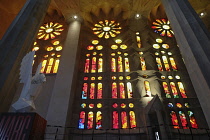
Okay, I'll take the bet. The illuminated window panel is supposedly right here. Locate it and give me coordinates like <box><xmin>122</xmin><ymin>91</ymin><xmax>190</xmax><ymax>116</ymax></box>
<box><xmin>168</xmin><ymin>103</ymin><xmax>173</xmax><ymax>108</ymax></box>
<box><xmin>151</xmin><ymin>19</ymin><xmax>174</xmax><ymax>37</ymax></box>
<box><xmin>144</xmin><ymin>81</ymin><xmax>152</xmax><ymax>97</ymax></box>
<box><xmin>113</xmin><ymin>103</ymin><xmax>118</xmax><ymax>108</ymax></box>
<box><xmin>112</xmin><ymin>82</ymin><xmax>118</xmax><ymax>98</ymax></box>
<box><xmin>129</xmin><ymin>111</ymin><xmax>137</xmax><ymax>128</ymax></box>
<box><xmin>179</xmin><ymin>111</ymin><xmax>188</xmax><ymax>129</ymax></box>
<box><xmin>90</xmin><ymin>83</ymin><xmax>95</xmax><ymax>99</ymax></box>
<box><xmin>115</xmin><ymin>39</ymin><xmax>122</xmax><ymax>44</ymax></box>
<box><xmin>120</xmin><ymin>44</ymin><xmax>127</xmax><ymax>49</ymax></box>
<box><xmin>96</xmin><ymin>111</ymin><xmax>102</xmax><ymax>129</ymax></box>
<box><xmin>169</xmin><ymin>57</ymin><xmax>178</xmax><ymax>71</ymax></box>
<box><xmin>46</xmin><ymin>58</ymin><xmax>54</xmax><ymax>74</ymax></box>
<box><xmin>91</xmin><ymin>57</ymin><xmax>97</xmax><ymax>73</ymax></box>
<box><xmin>87</xmin><ymin>45</ymin><xmax>94</xmax><ymax>50</ymax></box>
<box><xmin>140</xmin><ymin>57</ymin><xmax>146</xmax><ymax>70</ymax></box>
<box><xmin>113</xmin><ymin>111</ymin><xmax>119</xmax><ymax>129</ymax></box>
<box><xmin>92</xmin><ymin>40</ymin><xmax>99</xmax><ymax>45</ymax></box>
<box><xmin>55</xmin><ymin>46</ymin><xmax>62</xmax><ymax>51</ymax></box>
<box><xmin>93</xmin><ymin>20</ymin><xmax>121</xmax><ymax>39</ymax></box>
<box><xmin>111</xmin><ymin>58</ymin><xmax>116</xmax><ymax>72</ymax></box>
<box><xmin>84</xmin><ymin>58</ymin><xmax>90</xmax><ymax>73</ymax></box>
<box><xmin>176</xmin><ymin>103</ymin><xmax>182</xmax><ymax>108</ymax></box>
<box><xmin>170</xmin><ymin>111</ymin><xmax>179</xmax><ymax>128</ymax></box>
<box><xmin>81</xmin><ymin>103</ymin><xmax>86</xmax><ymax>108</ymax></box>
<box><xmin>78</xmin><ymin>111</ymin><xmax>85</xmax><ymax>129</ymax></box>
<box><xmin>153</xmin><ymin>44</ymin><xmax>160</xmax><ymax>49</ymax></box>
<box><xmin>33</xmin><ymin>46</ymin><xmax>39</xmax><ymax>51</ymax></box>
<box><xmin>121</xmin><ymin>112</ymin><xmax>128</xmax><ymax>129</ymax></box>
<box><xmin>136</xmin><ymin>35</ymin><xmax>141</xmax><ymax>48</ymax></box>
<box><xmin>37</xmin><ymin>22</ymin><xmax>64</xmax><ymax>40</ymax></box>
<box><xmin>89</xmin><ymin>104</ymin><xmax>94</xmax><ymax>108</ymax></box>
<box><xmin>97</xmin><ymin>103</ymin><xmax>102</xmax><ymax>108</ymax></box>
<box><xmin>162</xmin><ymin>56</ymin><xmax>170</xmax><ymax>71</ymax></box>
<box><xmin>98</xmin><ymin>58</ymin><xmax>103</xmax><ymax>72</ymax></box>
<box><xmin>41</xmin><ymin>60</ymin><xmax>47</xmax><ymax>73</ymax></box>
<box><xmin>156</xmin><ymin>57</ymin><xmax>163</xmax><ymax>71</ymax></box>
<box><xmin>162</xmin><ymin>44</ymin><xmax>169</xmax><ymax>49</ymax></box>
<box><xmin>127</xmin><ymin>82</ymin><xmax>133</xmax><ymax>98</ymax></box>
<box><xmin>82</xmin><ymin>83</ymin><xmax>88</xmax><ymax>99</ymax></box>
<box><xmin>129</xmin><ymin>103</ymin><xmax>134</xmax><ymax>108</ymax></box>
<box><xmin>118</xmin><ymin>56</ymin><xmax>123</xmax><ymax>72</ymax></box>
<box><xmin>124</xmin><ymin>58</ymin><xmax>130</xmax><ymax>72</ymax></box>
<box><xmin>177</xmin><ymin>82</ymin><xmax>187</xmax><ymax>98</ymax></box>
<box><xmin>53</xmin><ymin>59</ymin><xmax>59</xmax><ymax>73</ymax></box>
<box><xmin>96</xmin><ymin>45</ymin><xmax>103</xmax><ymax>50</ymax></box>
<box><xmin>170</xmin><ymin>82</ymin><xmax>179</xmax><ymax>98</ymax></box>
<box><xmin>163</xmin><ymin>82</ymin><xmax>171</xmax><ymax>98</ymax></box>
<box><xmin>156</xmin><ymin>38</ymin><xmax>163</xmax><ymax>43</ymax></box>
<box><xmin>188</xmin><ymin>111</ymin><xmax>198</xmax><ymax>128</ymax></box>
<box><xmin>97</xmin><ymin>83</ymin><xmax>102</xmax><ymax>99</ymax></box>
<box><xmin>121</xmin><ymin>103</ymin><xmax>126</xmax><ymax>108</ymax></box>
<box><xmin>119</xmin><ymin>83</ymin><xmax>125</xmax><ymax>99</ymax></box>
<box><xmin>87</xmin><ymin>112</ymin><xmax>94</xmax><ymax>129</ymax></box>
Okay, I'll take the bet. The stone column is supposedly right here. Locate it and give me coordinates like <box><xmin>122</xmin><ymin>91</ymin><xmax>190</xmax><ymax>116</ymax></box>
<box><xmin>161</xmin><ymin>0</ymin><xmax>210</xmax><ymax>128</ymax></box>
<box><xmin>0</xmin><ymin>0</ymin><xmax>51</xmax><ymax>111</ymax></box>
<box><xmin>46</xmin><ymin>18</ymin><xmax>82</xmax><ymax>126</ymax></box>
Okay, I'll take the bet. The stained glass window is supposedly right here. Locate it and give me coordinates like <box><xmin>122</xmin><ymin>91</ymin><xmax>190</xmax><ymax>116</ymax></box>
<box><xmin>129</xmin><ymin>111</ymin><xmax>137</xmax><ymax>128</ymax></box>
<box><xmin>177</xmin><ymin>82</ymin><xmax>187</xmax><ymax>98</ymax></box>
<box><xmin>188</xmin><ymin>111</ymin><xmax>198</xmax><ymax>128</ymax></box>
<box><xmin>176</xmin><ymin>103</ymin><xmax>182</xmax><ymax>108</ymax></box>
<box><xmin>170</xmin><ymin>82</ymin><xmax>179</xmax><ymax>98</ymax></box>
<box><xmin>124</xmin><ymin>58</ymin><xmax>130</xmax><ymax>72</ymax></box>
<box><xmin>91</xmin><ymin>57</ymin><xmax>97</xmax><ymax>73</ymax></box>
<box><xmin>53</xmin><ymin>59</ymin><xmax>60</xmax><ymax>73</ymax></box>
<box><xmin>90</xmin><ymin>83</ymin><xmax>95</xmax><ymax>99</ymax></box>
<box><xmin>156</xmin><ymin>57</ymin><xmax>163</xmax><ymax>71</ymax></box>
<box><xmin>169</xmin><ymin>57</ymin><xmax>178</xmax><ymax>71</ymax></box>
<box><xmin>79</xmin><ymin>111</ymin><xmax>85</xmax><ymax>129</ymax></box>
<box><xmin>127</xmin><ymin>82</ymin><xmax>133</xmax><ymax>98</ymax></box>
<box><xmin>97</xmin><ymin>83</ymin><xmax>102</xmax><ymax>99</ymax></box>
<box><xmin>121</xmin><ymin>112</ymin><xmax>128</xmax><ymax>128</ymax></box>
<box><xmin>112</xmin><ymin>82</ymin><xmax>117</xmax><ymax>98</ymax></box>
<box><xmin>113</xmin><ymin>111</ymin><xmax>119</xmax><ymax>129</ymax></box>
<box><xmin>96</xmin><ymin>111</ymin><xmax>102</xmax><ymax>129</ymax></box>
<box><xmin>162</xmin><ymin>56</ymin><xmax>170</xmax><ymax>71</ymax></box>
<box><xmin>140</xmin><ymin>57</ymin><xmax>146</xmax><ymax>70</ymax></box>
<box><xmin>111</xmin><ymin>58</ymin><xmax>116</xmax><ymax>72</ymax></box>
<box><xmin>98</xmin><ymin>58</ymin><xmax>103</xmax><ymax>72</ymax></box>
<box><xmin>170</xmin><ymin>111</ymin><xmax>179</xmax><ymax>128</ymax></box>
<box><xmin>82</xmin><ymin>83</ymin><xmax>88</xmax><ymax>99</ymax></box>
<box><xmin>163</xmin><ymin>82</ymin><xmax>171</xmax><ymax>98</ymax></box>
<box><xmin>88</xmin><ymin>112</ymin><xmax>94</xmax><ymax>129</ymax></box>
<box><xmin>41</xmin><ymin>60</ymin><xmax>47</xmax><ymax>73</ymax></box>
<box><xmin>144</xmin><ymin>81</ymin><xmax>152</xmax><ymax>97</ymax></box>
<box><xmin>136</xmin><ymin>32</ymin><xmax>141</xmax><ymax>48</ymax></box>
<box><xmin>84</xmin><ymin>58</ymin><xmax>90</xmax><ymax>73</ymax></box>
<box><xmin>119</xmin><ymin>83</ymin><xmax>125</xmax><ymax>99</ymax></box>
<box><xmin>118</xmin><ymin>56</ymin><xmax>123</xmax><ymax>72</ymax></box>
<box><xmin>168</xmin><ymin>103</ymin><xmax>173</xmax><ymax>108</ymax></box>
<box><xmin>46</xmin><ymin>58</ymin><xmax>54</xmax><ymax>73</ymax></box>
<box><xmin>179</xmin><ymin>111</ymin><xmax>188</xmax><ymax>129</ymax></box>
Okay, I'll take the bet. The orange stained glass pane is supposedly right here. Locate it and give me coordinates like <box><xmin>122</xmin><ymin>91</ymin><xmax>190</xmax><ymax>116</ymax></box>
<box><xmin>91</xmin><ymin>57</ymin><xmax>96</xmax><ymax>73</ymax></box>
<box><xmin>52</xmin><ymin>59</ymin><xmax>59</xmax><ymax>73</ymax></box>
<box><xmin>84</xmin><ymin>58</ymin><xmax>90</xmax><ymax>73</ymax></box>
<box><xmin>87</xmin><ymin>45</ymin><xmax>94</xmax><ymax>50</ymax></box>
<box><xmin>46</xmin><ymin>46</ymin><xmax>54</xmax><ymax>51</ymax></box>
<box><xmin>118</xmin><ymin>56</ymin><xmax>123</xmax><ymax>72</ymax></box>
<box><xmin>156</xmin><ymin>57</ymin><xmax>163</xmax><ymax>71</ymax></box>
<box><xmin>97</xmin><ymin>83</ymin><xmax>102</xmax><ymax>99</ymax></box>
<box><xmin>96</xmin><ymin>111</ymin><xmax>102</xmax><ymax>129</ymax></box>
<box><xmin>121</xmin><ymin>103</ymin><xmax>126</xmax><ymax>108</ymax></box>
<box><xmin>82</xmin><ymin>83</ymin><xmax>88</xmax><ymax>99</ymax></box>
<box><xmin>170</xmin><ymin>82</ymin><xmax>179</xmax><ymax>98</ymax></box>
<box><xmin>90</xmin><ymin>83</ymin><xmax>95</xmax><ymax>99</ymax></box>
<box><xmin>176</xmin><ymin>103</ymin><xmax>182</xmax><ymax>108</ymax></box>
<box><xmin>41</xmin><ymin>60</ymin><xmax>47</xmax><ymax>73</ymax></box>
<box><xmin>136</xmin><ymin>36</ymin><xmax>141</xmax><ymax>48</ymax></box>
<box><xmin>98</xmin><ymin>58</ymin><xmax>103</xmax><ymax>72</ymax></box>
<box><xmin>78</xmin><ymin>111</ymin><xmax>85</xmax><ymax>129</ymax></box>
<box><xmin>119</xmin><ymin>83</ymin><xmax>125</xmax><ymax>99</ymax></box>
<box><xmin>111</xmin><ymin>58</ymin><xmax>116</xmax><ymax>72</ymax></box>
<box><xmin>112</xmin><ymin>82</ymin><xmax>117</xmax><ymax>98</ymax></box>
<box><xmin>121</xmin><ymin>112</ymin><xmax>128</xmax><ymax>129</ymax></box>
<box><xmin>87</xmin><ymin>112</ymin><xmax>94</xmax><ymax>129</ymax></box>
<box><xmin>179</xmin><ymin>111</ymin><xmax>188</xmax><ymax>129</ymax></box>
<box><xmin>170</xmin><ymin>111</ymin><xmax>179</xmax><ymax>128</ymax></box>
<box><xmin>129</xmin><ymin>111</ymin><xmax>136</xmax><ymax>128</ymax></box>
<box><xmin>124</xmin><ymin>58</ymin><xmax>130</xmax><ymax>72</ymax></box>
<box><xmin>169</xmin><ymin>57</ymin><xmax>178</xmax><ymax>71</ymax></box>
<box><xmin>144</xmin><ymin>81</ymin><xmax>152</xmax><ymax>97</ymax></box>
<box><xmin>113</xmin><ymin>111</ymin><xmax>119</xmax><ymax>129</ymax></box>
<box><xmin>178</xmin><ymin>82</ymin><xmax>187</xmax><ymax>98</ymax></box>
<box><xmin>140</xmin><ymin>57</ymin><xmax>146</xmax><ymax>70</ymax></box>
<box><xmin>162</xmin><ymin>56</ymin><xmax>170</xmax><ymax>71</ymax></box>
<box><xmin>163</xmin><ymin>82</ymin><xmax>171</xmax><ymax>98</ymax></box>
<box><xmin>188</xmin><ymin>111</ymin><xmax>198</xmax><ymax>128</ymax></box>
<box><xmin>127</xmin><ymin>82</ymin><xmax>133</xmax><ymax>98</ymax></box>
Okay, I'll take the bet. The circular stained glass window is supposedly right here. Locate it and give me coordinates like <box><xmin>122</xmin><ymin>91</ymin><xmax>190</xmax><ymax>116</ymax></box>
<box><xmin>92</xmin><ymin>40</ymin><xmax>99</xmax><ymax>45</ymax></box>
<box><xmin>81</xmin><ymin>103</ymin><xmax>86</xmax><ymax>108</ymax></box>
<box><xmin>111</xmin><ymin>45</ymin><xmax>118</xmax><ymax>50</ymax></box>
<box><xmin>46</xmin><ymin>46</ymin><xmax>54</xmax><ymax>51</ymax></box>
<box><xmin>162</xmin><ymin>44</ymin><xmax>169</xmax><ymax>49</ymax></box>
<box><xmin>121</xmin><ymin>103</ymin><xmax>126</xmax><ymax>108</ymax></box>
<box><xmin>96</xmin><ymin>45</ymin><xmax>103</xmax><ymax>50</ymax></box>
<box><xmin>87</xmin><ymin>45</ymin><xmax>94</xmax><ymax>50</ymax></box>
<box><xmin>56</xmin><ymin>46</ymin><xmax>62</xmax><ymax>51</ymax></box>
<box><xmin>129</xmin><ymin>103</ymin><xmax>134</xmax><ymax>108</ymax></box>
<box><xmin>113</xmin><ymin>103</ymin><xmax>118</xmax><ymax>108</ymax></box>
<box><xmin>153</xmin><ymin>44</ymin><xmax>160</xmax><ymax>49</ymax></box>
<box><xmin>89</xmin><ymin>104</ymin><xmax>94</xmax><ymax>108</ymax></box>
<box><xmin>97</xmin><ymin>103</ymin><xmax>102</xmax><ymax>108</ymax></box>
<box><xmin>120</xmin><ymin>44</ymin><xmax>127</xmax><ymax>49</ymax></box>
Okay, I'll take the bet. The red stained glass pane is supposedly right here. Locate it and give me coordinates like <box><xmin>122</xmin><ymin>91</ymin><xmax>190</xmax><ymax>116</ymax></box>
<box><xmin>113</xmin><ymin>103</ymin><xmax>118</xmax><ymax>108</ymax></box>
<box><xmin>188</xmin><ymin>111</ymin><xmax>198</xmax><ymax>128</ymax></box>
<box><xmin>90</xmin><ymin>83</ymin><xmax>95</xmax><ymax>99</ymax></box>
<box><xmin>119</xmin><ymin>83</ymin><xmax>125</xmax><ymax>99</ymax></box>
<box><xmin>121</xmin><ymin>112</ymin><xmax>128</xmax><ymax>128</ymax></box>
<box><xmin>179</xmin><ymin>111</ymin><xmax>188</xmax><ymax>129</ymax></box>
<box><xmin>82</xmin><ymin>83</ymin><xmax>88</xmax><ymax>99</ymax></box>
<box><xmin>170</xmin><ymin>111</ymin><xmax>179</xmax><ymax>128</ymax></box>
<box><xmin>118</xmin><ymin>56</ymin><xmax>123</xmax><ymax>72</ymax></box>
<box><xmin>78</xmin><ymin>111</ymin><xmax>85</xmax><ymax>129</ymax></box>
<box><xmin>84</xmin><ymin>58</ymin><xmax>90</xmax><ymax>73</ymax></box>
<box><xmin>129</xmin><ymin>111</ymin><xmax>136</xmax><ymax>128</ymax></box>
<box><xmin>163</xmin><ymin>82</ymin><xmax>171</xmax><ymax>98</ymax></box>
<box><xmin>112</xmin><ymin>82</ymin><xmax>117</xmax><ymax>98</ymax></box>
<box><xmin>97</xmin><ymin>83</ymin><xmax>102</xmax><ymax>99</ymax></box>
<box><xmin>113</xmin><ymin>111</ymin><xmax>119</xmax><ymax>129</ymax></box>
<box><xmin>96</xmin><ymin>111</ymin><xmax>102</xmax><ymax>129</ymax></box>
<box><xmin>178</xmin><ymin>82</ymin><xmax>187</xmax><ymax>98</ymax></box>
<box><xmin>170</xmin><ymin>82</ymin><xmax>179</xmax><ymax>98</ymax></box>
<box><xmin>88</xmin><ymin>112</ymin><xmax>94</xmax><ymax>129</ymax></box>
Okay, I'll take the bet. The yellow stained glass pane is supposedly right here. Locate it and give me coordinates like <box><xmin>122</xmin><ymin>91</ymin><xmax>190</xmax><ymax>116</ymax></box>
<box><xmin>32</xmin><ymin>47</ymin><xmax>39</xmax><ymax>51</ymax></box>
<box><xmin>156</xmin><ymin>38</ymin><xmax>163</xmax><ymax>43</ymax></box>
<box><xmin>162</xmin><ymin>44</ymin><xmax>169</xmax><ymax>49</ymax></box>
<box><xmin>92</xmin><ymin>40</ymin><xmax>99</xmax><ymax>45</ymax></box>
<box><xmin>96</xmin><ymin>45</ymin><xmax>103</xmax><ymax>50</ymax></box>
<box><xmin>52</xmin><ymin>40</ymin><xmax>60</xmax><ymax>45</ymax></box>
<box><xmin>124</xmin><ymin>58</ymin><xmax>130</xmax><ymax>72</ymax></box>
<box><xmin>115</xmin><ymin>39</ymin><xmax>122</xmax><ymax>44</ymax></box>
<box><xmin>56</xmin><ymin>46</ymin><xmax>62</xmax><ymax>51</ymax></box>
<box><xmin>53</xmin><ymin>59</ymin><xmax>60</xmax><ymax>73</ymax></box>
<box><xmin>111</xmin><ymin>45</ymin><xmax>118</xmax><ymax>50</ymax></box>
<box><xmin>46</xmin><ymin>66</ymin><xmax>52</xmax><ymax>74</ymax></box>
<box><xmin>153</xmin><ymin>44</ymin><xmax>160</xmax><ymax>49</ymax></box>
<box><xmin>120</xmin><ymin>44</ymin><xmax>127</xmax><ymax>49</ymax></box>
<box><xmin>98</xmin><ymin>58</ymin><xmax>103</xmax><ymax>72</ymax></box>
<box><xmin>46</xmin><ymin>46</ymin><xmax>54</xmax><ymax>51</ymax></box>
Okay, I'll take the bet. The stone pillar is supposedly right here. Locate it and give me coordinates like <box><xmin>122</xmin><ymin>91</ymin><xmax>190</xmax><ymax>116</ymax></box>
<box><xmin>0</xmin><ymin>0</ymin><xmax>51</xmax><ymax>111</ymax></box>
<box><xmin>161</xmin><ymin>0</ymin><xmax>210</xmax><ymax>128</ymax></box>
<box><xmin>46</xmin><ymin>18</ymin><xmax>82</xmax><ymax>126</ymax></box>
<box><xmin>156</xmin><ymin>110</ymin><xmax>168</xmax><ymax>140</ymax></box>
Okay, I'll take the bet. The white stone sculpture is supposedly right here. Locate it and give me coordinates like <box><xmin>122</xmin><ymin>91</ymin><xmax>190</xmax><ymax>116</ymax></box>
<box><xmin>12</xmin><ymin>51</ymin><xmax>46</xmax><ymax>111</ymax></box>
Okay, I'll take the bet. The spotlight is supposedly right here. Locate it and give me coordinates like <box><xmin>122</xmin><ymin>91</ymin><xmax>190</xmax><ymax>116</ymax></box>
<box><xmin>73</xmin><ymin>15</ymin><xmax>78</xmax><ymax>19</ymax></box>
<box><xmin>135</xmin><ymin>14</ymin><xmax>141</xmax><ymax>19</ymax></box>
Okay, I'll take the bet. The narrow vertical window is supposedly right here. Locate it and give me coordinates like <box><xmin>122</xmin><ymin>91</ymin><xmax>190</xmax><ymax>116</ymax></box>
<box><xmin>112</xmin><ymin>82</ymin><xmax>117</xmax><ymax>98</ymax></box>
<box><xmin>129</xmin><ymin>111</ymin><xmax>136</xmax><ymax>128</ymax></box>
<box><xmin>140</xmin><ymin>57</ymin><xmax>146</xmax><ymax>70</ymax></box>
<box><xmin>98</xmin><ymin>58</ymin><xmax>103</xmax><ymax>72</ymax></box>
<box><xmin>87</xmin><ymin>112</ymin><xmax>94</xmax><ymax>129</ymax></box>
<box><xmin>118</xmin><ymin>56</ymin><xmax>123</xmax><ymax>72</ymax></box>
<box><xmin>178</xmin><ymin>82</ymin><xmax>187</xmax><ymax>98</ymax></box>
<box><xmin>144</xmin><ymin>81</ymin><xmax>152</xmax><ymax>97</ymax></box>
<box><xmin>111</xmin><ymin>58</ymin><xmax>116</xmax><ymax>72</ymax></box>
<box><xmin>119</xmin><ymin>82</ymin><xmax>125</xmax><ymax>99</ymax></box>
<box><xmin>136</xmin><ymin>35</ymin><xmax>141</xmax><ymax>48</ymax></box>
<box><xmin>90</xmin><ymin>83</ymin><xmax>95</xmax><ymax>99</ymax></box>
<box><xmin>169</xmin><ymin>57</ymin><xmax>178</xmax><ymax>70</ymax></box>
<box><xmin>78</xmin><ymin>111</ymin><xmax>85</xmax><ymax>129</ymax></box>
<box><xmin>82</xmin><ymin>83</ymin><xmax>88</xmax><ymax>99</ymax></box>
<box><xmin>162</xmin><ymin>56</ymin><xmax>170</xmax><ymax>71</ymax></box>
<box><xmin>170</xmin><ymin>111</ymin><xmax>179</xmax><ymax>128</ymax></box>
<box><xmin>41</xmin><ymin>60</ymin><xmax>47</xmax><ymax>73</ymax></box>
<box><xmin>156</xmin><ymin>57</ymin><xmax>163</xmax><ymax>71</ymax></box>
<box><xmin>113</xmin><ymin>111</ymin><xmax>119</xmax><ymax>129</ymax></box>
<box><xmin>53</xmin><ymin>59</ymin><xmax>60</xmax><ymax>73</ymax></box>
<box><xmin>124</xmin><ymin>58</ymin><xmax>130</xmax><ymax>72</ymax></box>
<box><xmin>91</xmin><ymin>57</ymin><xmax>96</xmax><ymax>73</ymax></box>
<box><xmin>170</xmin><ymin>82</ymin><xmax>179</xmax><ymax>98</ymax></box>
<box><xmin>46</xmin><ymin>58</ymin><xmax>54</xmax><ymax>73</ymax></box>
<box><xmin>84</xmin><ymin>58</ymin><xmax>90</xmax><ymax>73</ymax></box>
<box><xmin>188</xmin><ymin>111</ymin><xmax>198</xmax><ymax>128</ymax></box>
<box><xmin>163</xmin><ymin>82</ymin><xmax>171</xmax><ymax>98</ymax></box>
<box><xmin>179</xmin><ymin>111</ymin><xmax>188</xmax><ymax>129</ymax></box>
<box><xmin>127</xmin><ymin>82</ymin><xmax>133</xmax><ymax>98</ymax></box>
<box><xmin>97</xmin><ymin>83</ymin><xmax>102</xmax><ymax>99</ymax></box>
<box><xmin>121</xmin><ymin>112</ymin><xmax>128</xmax><ymax>128</ymax></box>
<box><xmin>96</xmin><ymin>111</ymin><xmax>102</xmax><ymax>129</ymax></box>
